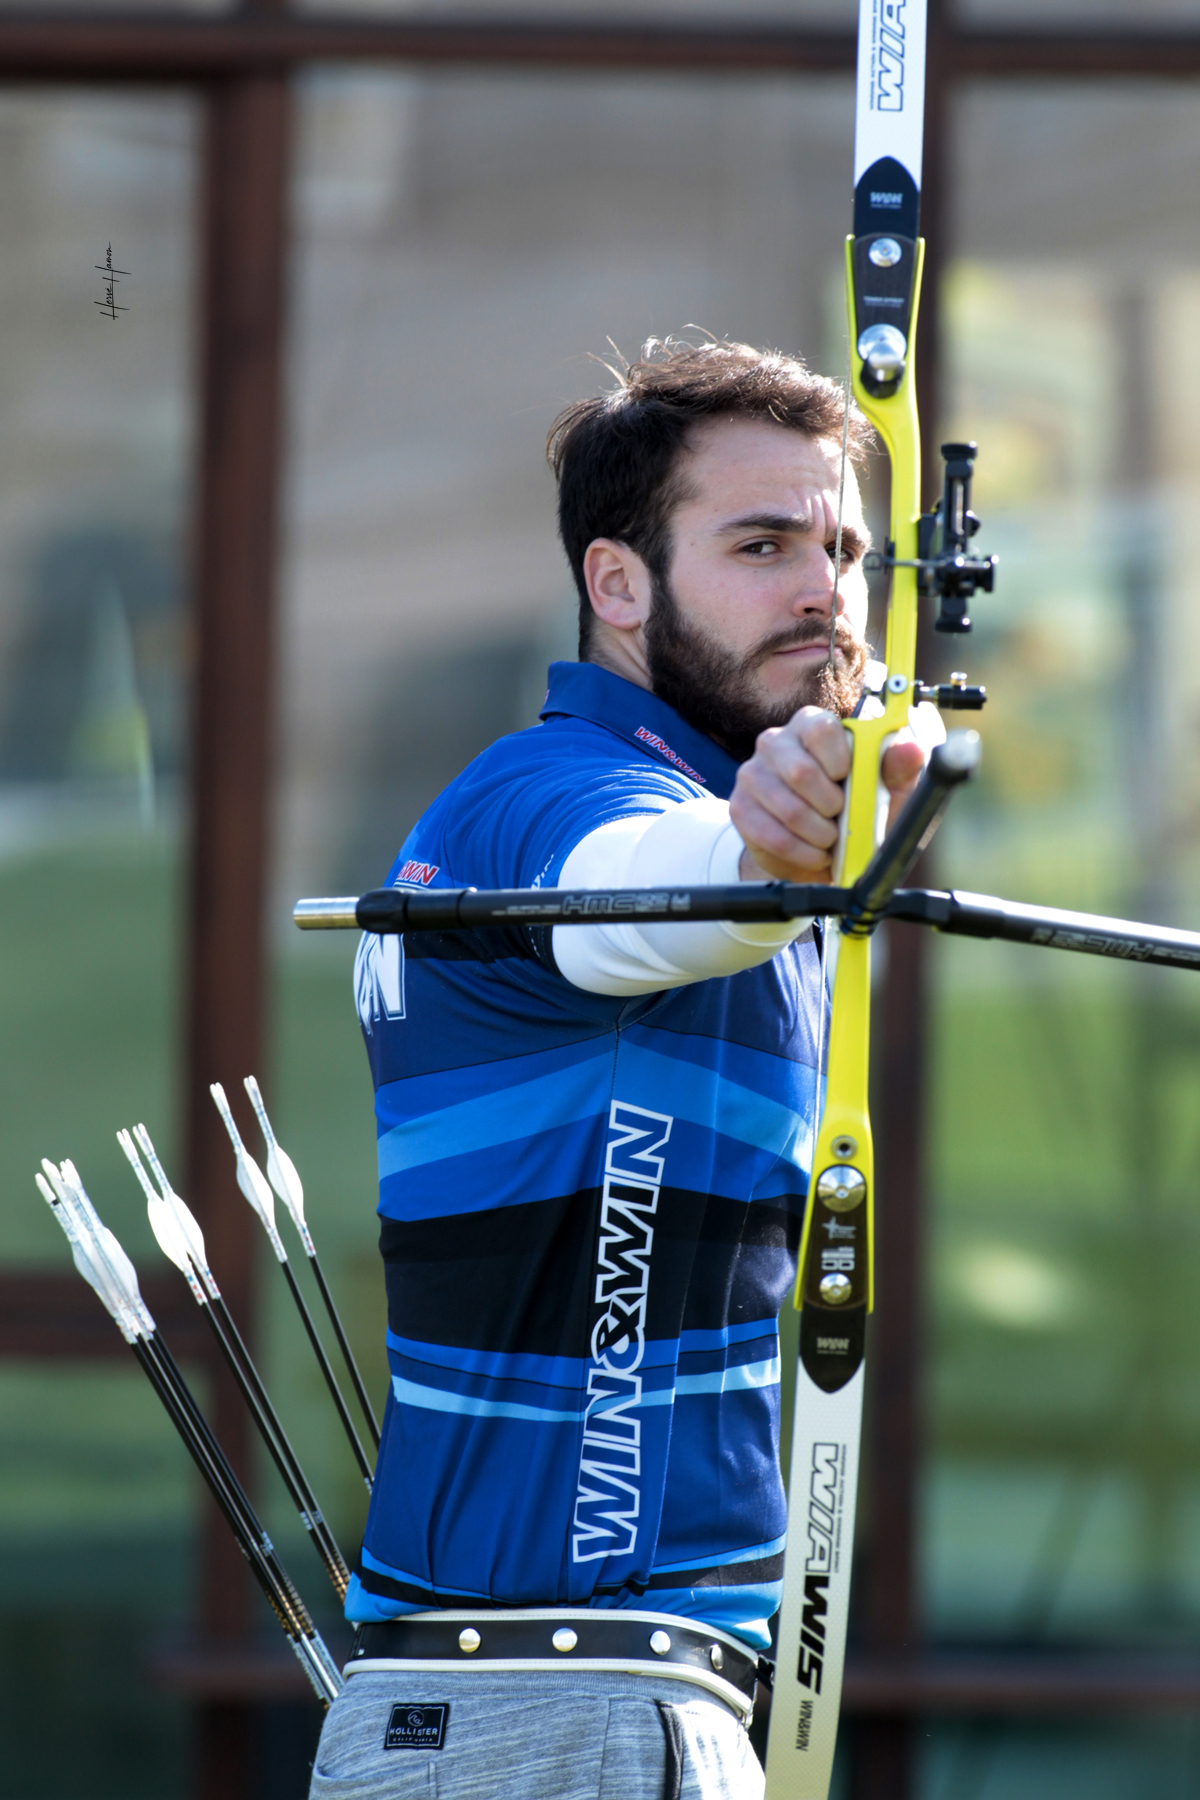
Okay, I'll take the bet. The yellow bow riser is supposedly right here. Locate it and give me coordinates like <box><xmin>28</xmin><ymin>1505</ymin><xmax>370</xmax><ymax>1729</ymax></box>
<box><xmin>791</xmin><ymin>235</ymin><xmax>925</xmax><ymax>1325</ymax></box>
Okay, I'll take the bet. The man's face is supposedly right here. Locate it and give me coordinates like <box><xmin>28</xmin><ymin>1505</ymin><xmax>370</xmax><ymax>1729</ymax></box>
<box><xmin>644</xmin><ymin>417</ymin><xmax>872</xmax><ymax>757</ymax></box>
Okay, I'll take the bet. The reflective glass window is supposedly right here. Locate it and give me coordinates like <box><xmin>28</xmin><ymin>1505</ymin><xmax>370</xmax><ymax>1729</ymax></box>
<box><xmin>928</xmin><ymin>82</ymin><xmax>1200</xmax><ymax>1676</ymax></box>
<box><xmin>0</xmin><ymin>90</ymin><xmax>198</xmax><ymax>1797</ymax></box>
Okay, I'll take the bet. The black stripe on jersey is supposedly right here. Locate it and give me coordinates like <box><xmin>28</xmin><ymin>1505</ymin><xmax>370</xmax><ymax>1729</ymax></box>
<box><xmin>353</xmin><ymin>1552</ymin><xmax>784</xmax><ymax>1611</ymax></box>
<box><xmin>402</xmin><ymin>923</ymin><xmax>555</xmax><ymax>969</ymax></box>
<box><xmin>352</xmin><ymin>1560</ymin><xmax>543</xmax><ymax>1611</ymax></box>
<box><xmin>646</xmin><ymin>1552</ymin><xmax>785</xmax><ymax>1591</ymax></box>
<box><xmin>590</xmin><ymin>1551</ymin><xmax>784</xmax><ymax>1601</ymax></box>
<box><xmin>381</xmin><ymin>1189</ymin><xmax>597</xmax><ymax>1356</ymax></box>
<box><xmin>380</xmin><ymin>1186</ymin><xmax>803</xmax><ymax>1360</ymax></box>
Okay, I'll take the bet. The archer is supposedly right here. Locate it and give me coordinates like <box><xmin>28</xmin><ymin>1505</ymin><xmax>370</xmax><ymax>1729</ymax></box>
<box><xmin>315</xmin><ymin>336</ymin><xmax>929</xmax><ymax>1800</ymax></box>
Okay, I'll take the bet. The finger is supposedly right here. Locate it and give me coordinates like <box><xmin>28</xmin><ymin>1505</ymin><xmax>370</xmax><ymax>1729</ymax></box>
<box><xmin>753</xmin><ymin>726</ymin><xmax>846</xmax><ymax>822</ymax></box>
<box><xmin>730</xmin><ymin>790</ymin><xmax>836</xmax><ymax>882</ymax></box>
<box><xmin>732</xmin><ymin>756</ymin><xmax>843</xmax><ymax>852</ymax></box>
<box><xmin>880</xmin><ymin>737</ymin><xmax>924</xmax><ymax>795</ymax></box>
<box><xmin>788</xmin><ymin>708</ymin><xmax>853</xmax><ymax>783</ymax></box>
<box><xmin>749</xmin><ymin>768</ymin><xmax>842</xmax><ymax>849</ymax></box>
<box><xmin>745</xmin><ymin>842</ymin><xmax>833</xmax><ymax>883</ymax></box>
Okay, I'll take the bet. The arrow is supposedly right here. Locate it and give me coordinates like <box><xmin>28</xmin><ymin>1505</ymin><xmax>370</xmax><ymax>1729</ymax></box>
<box><xmin>244</xmin><ymin>1075</ymin><xmax>381</xmax><ymax>1450</ymax></box>
<box><xmin>36</xmin><ymin>1158</ymin><xmax>343</xmax><ymax>1706</ymax></box>
<box><xmin>116</xmin><ymin>1127</ymin><xmax>351</xmax><ymax>1599</ymax></box>
<box><xmin>210</xmin><ymin>1084</ymin><xmax>374</xmax><ymax>1488</ymax></box>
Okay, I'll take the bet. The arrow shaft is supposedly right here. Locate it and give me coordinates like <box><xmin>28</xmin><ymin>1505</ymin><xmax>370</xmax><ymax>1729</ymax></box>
<box><xmin>280</xmin><ymin>1259</ymin><xmax>374</xmax><ymax>1487</ymax></box>
<box><xmin>199</xmin><ymin>1290</ymin><xmax>350</xmax><ymax>1598</ymax></box>
<box><xmin>131</xmin><ymin>1331</ymin><xmax>342</xmax><ymax>1705</ymax></box>
<box><xmin>307</xmin><ymin>1249</ymin><xmax>382</xmax><ymax>1450</ymax></box>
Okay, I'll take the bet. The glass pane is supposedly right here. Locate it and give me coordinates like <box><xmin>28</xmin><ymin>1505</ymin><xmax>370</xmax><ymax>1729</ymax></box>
<box><xmin>927</xmin><ymin>82</ymin><xmax>1200</xmax><ymax>1660</ymax></box>
<box><xmin>0</xmin><ymin>89</ymin><xmax>197</xmax><ymax>1798</ymax></box>
<box><xmin>920</xmin><ymin>1719</ymin><xmax>1200</xmax><ymax>1799</ymax></box>
<box><xmin>0</xmin><ymin>90</ymin><xmax>196</xmax><ymax>1262</ymax></box>
<box><xmin>0</xmin><ymin>1364</ymin><xmax>195</xmax><ymax>1797</ymax></box>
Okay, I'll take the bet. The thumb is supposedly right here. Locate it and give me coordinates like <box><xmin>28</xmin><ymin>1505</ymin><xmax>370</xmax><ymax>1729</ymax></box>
<box><xmin>881</xmin><ymin>735</ymin><xmax>924</xmax><ymax>795</ymax></box>
<box><xmin>881</xmin><ymin>736</ymin><xmax>925</xmax><ymax>834</ymax></box>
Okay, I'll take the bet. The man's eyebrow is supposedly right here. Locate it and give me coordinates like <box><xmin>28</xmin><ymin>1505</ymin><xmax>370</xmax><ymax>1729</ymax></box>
<box><xmin>833</xmin><ymin>524</ymin><xmax>869</xmax><ymax>558</ymax></box>
<box><xmin>715</xmin><ymin>511</ymin><xmax>816</xmax><ymax>535</ymax></box>
<box><xmin>715</xmin><ymin>512</ymin><xmax>870</xmax><ymax>555</ymax></box>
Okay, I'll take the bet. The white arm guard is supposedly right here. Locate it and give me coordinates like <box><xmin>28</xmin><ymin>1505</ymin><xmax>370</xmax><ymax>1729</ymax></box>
<box><xmin>552</xmin><ymin>796</ymin><xmax>810</xmax><ymax>997</ymax></box>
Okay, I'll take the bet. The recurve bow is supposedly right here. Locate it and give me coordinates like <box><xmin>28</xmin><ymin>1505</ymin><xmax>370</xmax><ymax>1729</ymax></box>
<box><xmin>765</xmin><ymin>2</ymin><xmax>995</xmax><ymax>1790</ymax></box>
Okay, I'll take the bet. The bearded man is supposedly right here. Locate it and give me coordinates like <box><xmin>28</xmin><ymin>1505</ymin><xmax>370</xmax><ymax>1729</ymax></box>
<box><xmin>310</xmin><ymin>338</ymin><xmax>930</xmax><ymax>1800</ymax></box>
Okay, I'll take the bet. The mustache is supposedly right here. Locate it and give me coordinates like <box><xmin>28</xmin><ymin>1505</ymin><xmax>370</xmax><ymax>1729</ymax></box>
<box><xmin>746</xmin><ymin>617</ymin><xmax>860</xmax><ymax>666</ymax></box>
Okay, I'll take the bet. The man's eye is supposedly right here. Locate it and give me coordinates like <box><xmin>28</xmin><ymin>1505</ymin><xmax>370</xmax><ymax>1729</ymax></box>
<box><xmin>826</xmin><ymin>541</ymin><xmax>856</xmax><ymax>566</ymax></box>
<box><xmin>741</xmin><ymin>539</ymin><xmax>778</xmax><ymax>558</ymax></box>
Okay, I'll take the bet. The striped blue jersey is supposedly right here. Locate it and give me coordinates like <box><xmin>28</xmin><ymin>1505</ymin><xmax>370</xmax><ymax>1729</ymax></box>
<box><xmin>348</xmin><ymin>661</ymin><xmax>823</xmax><ymax>1651</ymax></box>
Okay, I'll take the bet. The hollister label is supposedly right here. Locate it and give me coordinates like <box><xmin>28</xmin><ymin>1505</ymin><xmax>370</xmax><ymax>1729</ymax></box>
<box><xmin>384</xmin><ymin>1703</ymin><xmax>449</xmax><ymax>1750</ymax></box>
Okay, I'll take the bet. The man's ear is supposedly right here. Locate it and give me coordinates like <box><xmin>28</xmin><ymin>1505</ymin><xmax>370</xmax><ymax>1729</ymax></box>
<box><xmin>583</xmin><ymin>538</ymin><xmax>653</xmax><ymax>634</ymax></box>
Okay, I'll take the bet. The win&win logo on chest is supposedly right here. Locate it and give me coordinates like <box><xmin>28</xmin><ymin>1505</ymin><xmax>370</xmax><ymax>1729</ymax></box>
<box><xmin>353</xmin><ymin>862</ymin><xmax>441</xmax><ymax>1030</ymax></box>
<box><xmin>571</xmin><ymin>1101</ymin><xmax>673</xmax><ymax>1563</ymax></box>
<box><xmin>355</xmin><ymin>933</ymin><xmax>405</xmax><ymax>1029</ymax></box>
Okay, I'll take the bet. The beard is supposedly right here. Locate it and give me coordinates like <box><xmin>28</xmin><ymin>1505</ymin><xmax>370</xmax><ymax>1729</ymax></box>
<box><xmin>644</xmin><ymin>572</ymin><xmax>871</xmax><ymax>763</ymax></box>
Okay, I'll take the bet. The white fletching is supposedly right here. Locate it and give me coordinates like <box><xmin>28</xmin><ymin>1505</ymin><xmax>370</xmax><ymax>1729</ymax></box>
<box><xmin>130</xmin><ymin>1124</ymin><xmax>211</xmax><ymax>1287</ymax></box>
<box><xmin>144</xmin><ymin>1193</ymin><xmax>196</xmax><ymax>1280</ymax></box>
<box><xmin>211</xmin><ymin>1082</ymin><xmax>288</xmax><ymax>1262</ymax></box>
<box><xmin>61</xmin><ymin>1160</ymin><xmax>144</xmax><ymax>1308</ymax></box>
<box><xmin>51</xmin><ymin>1159</ymin><xmax>151</xmax><ymax>1338</ymax></box>
<box><xmin>244</xmin><ymin>1075</ymin><xmax>311</xmax><ymax>1249</ymax></box>
<box><xmin>39</xmin><ymin>1157</ymin><xmax>70</xmax><ymax>1207</ymax></box>
<box><xmin>117</xmin><ymin>1128</ymin><xmax>161</xmax><ymax>1208</ymax></box>
<box><xmin>36</xmin><ymin>1170</ymin><xmax>139</xmax><ymax>1344</ymax></box>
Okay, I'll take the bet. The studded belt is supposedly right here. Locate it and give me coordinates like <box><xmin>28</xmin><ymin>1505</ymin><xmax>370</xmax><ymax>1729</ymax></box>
<box><xmin>345</xmin><ymin>1608</ymin><xmax>761</xmax><ymax>1722</ymax></box>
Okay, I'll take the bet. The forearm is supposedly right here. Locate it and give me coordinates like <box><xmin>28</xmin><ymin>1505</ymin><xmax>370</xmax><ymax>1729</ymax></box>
<box><xmin>552</xmin><ymin>797</ymin><xmax>810</xmax><ymax>996</ymax></box>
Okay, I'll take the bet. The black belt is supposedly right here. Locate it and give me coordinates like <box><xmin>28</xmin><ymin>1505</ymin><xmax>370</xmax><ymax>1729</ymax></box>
<box><xmin>347</xmin><ymin>1610</ymin><xmax>763</xmax><ymax>1718</ymax></box>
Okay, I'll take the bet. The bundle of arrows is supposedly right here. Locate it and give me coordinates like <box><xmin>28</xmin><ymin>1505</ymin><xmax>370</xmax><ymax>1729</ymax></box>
<box><xmin>37</xmin><ymin>1079</ymin><xmax>382</xmax><ymax>1711</ymax></box>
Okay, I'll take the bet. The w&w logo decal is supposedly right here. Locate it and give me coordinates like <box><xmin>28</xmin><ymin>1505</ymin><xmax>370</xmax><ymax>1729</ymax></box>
<box><xmin>571</xmin><ymin>1101</ymin><xmax>673</xmax><ymax>1563</ymax></box>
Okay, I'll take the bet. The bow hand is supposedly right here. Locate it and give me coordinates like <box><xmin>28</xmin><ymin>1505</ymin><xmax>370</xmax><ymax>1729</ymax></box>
<box><xmin>732</xmin><ymin>705</ymin><xmax>925</xmax><ymax>883</ymax></box>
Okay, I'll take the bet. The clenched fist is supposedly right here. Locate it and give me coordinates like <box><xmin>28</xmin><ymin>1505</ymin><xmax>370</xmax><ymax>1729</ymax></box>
<box><xmin>730</xmin><ymin>706</ymin><xmax>925</xmax><ymax>883</ymax></box>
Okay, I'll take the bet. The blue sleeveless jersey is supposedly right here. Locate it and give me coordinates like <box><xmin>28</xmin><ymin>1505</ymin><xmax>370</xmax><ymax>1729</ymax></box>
<box><xmin>348</xmin><ymin>661</ymin><xmax>822</xmax><ymax>1651</ymax></box>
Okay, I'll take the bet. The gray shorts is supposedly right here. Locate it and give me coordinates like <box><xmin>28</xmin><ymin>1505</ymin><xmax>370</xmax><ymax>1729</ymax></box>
<box><xmin>309</xmin><ymin>1668</ymin><xmax>766</xmax><ymax>1799</ymax></box>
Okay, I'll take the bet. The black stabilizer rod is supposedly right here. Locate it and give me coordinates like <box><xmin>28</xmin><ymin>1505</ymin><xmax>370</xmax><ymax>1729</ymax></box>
<box><xmin>294</xmin><ymin>881</ymin><xmax>839</xmax><ymax>935</ymax></box>
<box><xmin>890</xmin><ymin>889</ymin><xmax>1200</xmax><ymax>972</ymax></box>
<box><xmin>841</xmin><ymin>730</ymin><xmax>981</xmax><ymax>935</ymax></box>
<box><xmin>294</xmin><ymin>879</ymin><xmax>1200</xmax><ymax>969</ymax></box>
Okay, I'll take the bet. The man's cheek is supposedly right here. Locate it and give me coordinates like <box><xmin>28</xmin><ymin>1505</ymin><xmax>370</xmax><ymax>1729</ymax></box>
<box><xmin>840</xmin><ymin>574</ymin><xmax>870</xmax><ymax>639</ymax></box>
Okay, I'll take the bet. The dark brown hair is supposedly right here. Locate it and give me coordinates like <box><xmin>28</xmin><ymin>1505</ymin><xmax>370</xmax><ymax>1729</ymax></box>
<box><xmin>547</xmin><ymin>335</ymin><xmax>872</xmax><ymax>656</ymax></box>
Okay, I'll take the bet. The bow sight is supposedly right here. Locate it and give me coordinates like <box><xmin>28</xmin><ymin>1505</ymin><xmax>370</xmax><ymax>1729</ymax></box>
<box><xmin>920</xmin><ymin>439</ymin><xmax>998</xmax><ymax>632</ymax></box>
<box><xmin>865</xmin><ymin>438</ymin><xmax>998</xmax><ymax>708</ymax></box>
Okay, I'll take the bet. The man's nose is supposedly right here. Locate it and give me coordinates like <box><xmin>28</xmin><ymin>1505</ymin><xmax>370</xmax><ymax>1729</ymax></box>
<box><xmin>790</xmin><ymin>544</ymin><xmax>841</xmax><ymax>617</ymax></box>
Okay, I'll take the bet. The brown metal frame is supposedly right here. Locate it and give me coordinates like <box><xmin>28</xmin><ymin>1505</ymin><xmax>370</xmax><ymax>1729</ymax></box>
<box><xmin>0</xmin><ymin>10</ymin><xmax>1199</xmax><ymax>80</ymax></box>
<box><xmin>5</xmin><ymin>5</ymin><xmax>1200</xmax><ymax>1796</ymax></box>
